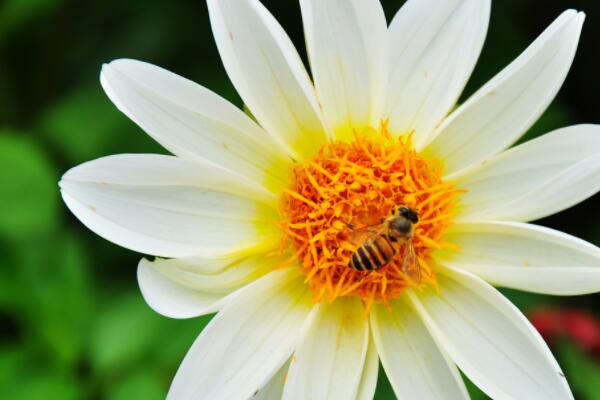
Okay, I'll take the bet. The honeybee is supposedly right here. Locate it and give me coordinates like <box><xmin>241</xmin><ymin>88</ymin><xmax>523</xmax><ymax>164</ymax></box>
<box><xmin>348</xmin><ymin>207</ymin><xmax>420</xmax><ymax>282</ymax></box>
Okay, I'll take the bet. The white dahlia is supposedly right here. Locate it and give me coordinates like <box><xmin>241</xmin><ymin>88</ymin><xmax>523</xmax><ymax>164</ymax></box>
<box><xmin>59</xmin><ymin>0</ymin><xmax>600</xmax><ymax>399</ymax></box>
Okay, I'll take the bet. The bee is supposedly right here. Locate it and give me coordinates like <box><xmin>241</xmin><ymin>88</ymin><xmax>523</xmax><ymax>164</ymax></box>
<box><xmin>347</xmin><ymin>207</ymin><xmax>421</xmax><ymax>282</ymax></box>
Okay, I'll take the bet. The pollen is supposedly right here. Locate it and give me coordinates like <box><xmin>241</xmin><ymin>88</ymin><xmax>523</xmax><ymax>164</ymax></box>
<box><xmin>278</xmin><ymin>123</ymin><xmax>462</xmax><ymax>311</ymax></box>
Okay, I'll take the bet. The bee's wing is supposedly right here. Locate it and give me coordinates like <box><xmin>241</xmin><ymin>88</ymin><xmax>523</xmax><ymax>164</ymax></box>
<box><xmin>348</xmin><ymin>224</ymin><xmax>386</xmax><ymax>246</ymax></box>
<box><xmin>400</xmin><ymin>241</ymin><xmax>421</xmax><ymax>284</ymax></box>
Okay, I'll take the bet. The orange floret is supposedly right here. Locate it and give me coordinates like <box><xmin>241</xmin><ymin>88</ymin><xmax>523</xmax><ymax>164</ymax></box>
<box><xmin>279</xmin><ymin>122</ymin><xmax>462</xmax><ymax>311</ymax></box>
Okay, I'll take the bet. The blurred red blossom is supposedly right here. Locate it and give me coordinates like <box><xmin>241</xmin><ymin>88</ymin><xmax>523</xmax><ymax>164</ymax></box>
<box><xmin>530</xmin><ymin>308</ymin><xmax>600</xmax><ymax>359</ymax></box>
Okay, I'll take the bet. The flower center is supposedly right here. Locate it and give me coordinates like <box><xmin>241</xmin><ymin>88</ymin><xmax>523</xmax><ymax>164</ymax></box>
<box><xmin>279</xmin><ymin>123</ymin><xmax>462</xmax><ymax>310</ymax></box>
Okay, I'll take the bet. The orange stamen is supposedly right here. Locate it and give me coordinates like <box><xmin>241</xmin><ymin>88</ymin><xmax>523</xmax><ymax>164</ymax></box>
<box><xmin>279</xmin><ymin>123</ymin><xmax>462</xmax><ymax>304</ymax></box>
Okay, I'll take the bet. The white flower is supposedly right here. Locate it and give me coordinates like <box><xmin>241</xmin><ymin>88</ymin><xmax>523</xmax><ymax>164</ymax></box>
<box><xmin>59</xmin><ymin>0</ymin><xmax>600</xmax><ymax>399</ymax></box>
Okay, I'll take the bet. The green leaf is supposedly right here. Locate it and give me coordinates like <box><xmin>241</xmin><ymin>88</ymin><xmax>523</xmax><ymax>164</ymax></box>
<box><xmin>1</xmin><ymin>372</ymin><xmax>82</xmax><ymax>400</ymax></box>
<box><xmin>556</xmin><ymin>340</ymin><xmax>600</xmax><ymax>399</ymax></box>
<box><xmin>464</xmin><ymin>374</ymin><xmax>491</xmax><ymax>400</ymax></box>
<box><xmin>152</xmin><ymin>316</ymin><xmax>212</xmax><ymax>370</ymax></box>
<box><xmin>0</xmin><ymin>252</ymin><xmax>20</xmax><ymax>310</ymax></box>
<box><xmin>0</xmin><ymin>132</ymin><xmax>59</xmax><ymax>240</ymax></box>
<box><xmin>33</xmin><ymin>236</ymin><xmax>93</xmax><ymax>366</ymax></box>
<box><xmin>3</xmin><ymin>233</ymin><xmax>94</xmax><ymax>367</ymax></box>
<box><xmin>107</xmin><ymin>369</ymin><xmax>166</xmax><ymax>400</ymax></box>
<box><xmin>40</xmin><ymin>87</ymin><xmax>143</xmax><ymax>163</ymax></box>
<box><xmin>89</xmin><ymin>292</ymin><xmax>172</xmax><ymax>374</ymax></box>
<box><xmin>499</xmin><ymin>288</ymin><xmax>555</xmax><ymax>314</ymax></box>
<box><xmin>0</xmin><ymin>346</ymin><xmax>27</xmax><ymax>389</ymax></box>
<box><xmin>374</xmin><ymin>363</ymin><xmax>395</xmax><ymax>399</ymax></box>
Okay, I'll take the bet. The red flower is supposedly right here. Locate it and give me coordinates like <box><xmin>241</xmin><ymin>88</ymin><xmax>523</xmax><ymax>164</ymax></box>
<box><xmin>530</xmin><ymin>308</ymin><xmax>600</xmax><ymax>358</ymax></box>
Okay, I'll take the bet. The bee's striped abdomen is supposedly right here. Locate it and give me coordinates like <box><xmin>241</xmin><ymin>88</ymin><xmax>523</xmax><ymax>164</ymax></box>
<box><xmin>374</xmin><ymin>235</ymin><xmax>397</xmax><ymax>265</ymax></box>
<box><xmin>349</xmin><ymin>235</ymin><xmax>397</xmax><ymax>271</ymax></box>
<box><xmin>350</xmin><ymin>247</ymin><xmax>373</xmax><ymax>271</ymax></box>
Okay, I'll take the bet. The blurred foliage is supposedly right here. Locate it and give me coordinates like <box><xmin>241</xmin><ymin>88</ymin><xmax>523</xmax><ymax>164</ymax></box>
<box><xmin>0</xmin><ymin>132</ymin><xmax>58</xmax><ymax>239</ymax></box>
<box><xmin>559</xmin><ymin>340</ymin><xmax>600</xmax><ymax>399</ymax></box>
<box><xmin>0</xmin><ymin>0</ymin><xmax>599</xmax><ymax>399</ymax></box>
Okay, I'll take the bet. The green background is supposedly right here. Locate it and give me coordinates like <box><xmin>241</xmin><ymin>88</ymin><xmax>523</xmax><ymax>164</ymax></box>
<box><xmin>1</xmin><ymin>0</ymin><xmax>599</xmax><ymax>398</ymax></box>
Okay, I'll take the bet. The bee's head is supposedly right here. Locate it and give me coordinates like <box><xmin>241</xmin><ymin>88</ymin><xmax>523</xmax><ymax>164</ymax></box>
<box><xmin>390</xmin><ymin>217</ymin><xmax>412</xmax><ymax>235</ymax></box>
<box><xmin>389</xmin><ymin>207</ymin><xmax>418</xmax><ymax>236</ymax></box>
<box><xmin>396</xmin><ymin>207</ymin><xmax>419</xmax><ymax>223</ymax></box>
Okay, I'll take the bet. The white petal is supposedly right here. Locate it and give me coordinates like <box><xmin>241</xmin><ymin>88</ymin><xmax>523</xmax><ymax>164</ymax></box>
<box><xmin>300</xmin><ymin>0</ymin><xmax>388</xmax><ymax>140</ymax></box>
<box><xmin>386</xmin><ymin>0</ymin><xmax>490</xmax><ymax>148</ymax></box>
<box><xmin>252</xmin><ymin>360</ymin><xmax>290</xmax><ymax>400</ymax></box>
<box><xmin>451</xmin><ymin>124</ymin><xmax>600</xmax><ymax>221</ymax></box>
<box><xmin>462</xmin><ymin>152</ymin><xmax>600</xmax><ymax>221</ymax></box>
<box><xmin>144</xmin><ymin>254</ymin><xmax>277</xmax><ymax>293</ymax></box>
<box><xmin>168</xmin><ymin>268</ymin><xmax>315</xmax><ymax>400</ymax></box>
<box><xmin>371</xmin><ymin>299</ymin><xmax>468</xmax><ymax>399</ymax></box>
<box><xmin>356</xmin><ymin>334</ymin><xmax>378</xmax><ymax>400</ymax></box>
<box><xmin>137</xmin><ymin>253</ymin><xmax>279</xmax><ymax>318</ymax></box>
<box><xmin>424</xmin><ymin>10</ymin><xmax>585</xmax><ymax>174</ymax></box>
<box><xmin>60</xmin><ymin>154</ymin><xmax>279</xmax><ymax>258</ymax></box>
<box><xmin>207</xmin><ymin>0</ymin><xmax>327</xmax><ymax>159</ymax></box>
<box><xmin>409</xmin><ymin>266</ymin><xmax>573</xmax><ymax>400</ymax></box>
<box><xmin>283</xmin><ymin>297</ymin><xmax>368</xmax><ymax>400</ymax></box>
<box><xmin>137</xmin><ymin>258</ymin><xmax>226</xmax><ymax>319</ymax></box>
<box><xmin>141</xmin><ymin>253</ymin><xmax>247</xmax><ymax>275</ymax></box>
<box><xmin>100</xmin><ymin>59</ymin><xmax>289</xmax><ymax>191</ymax></box>
<box><xmin>437</xmin><ymin>221</ymin><xmax>600</xmax><ymax>295</ymax></box>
